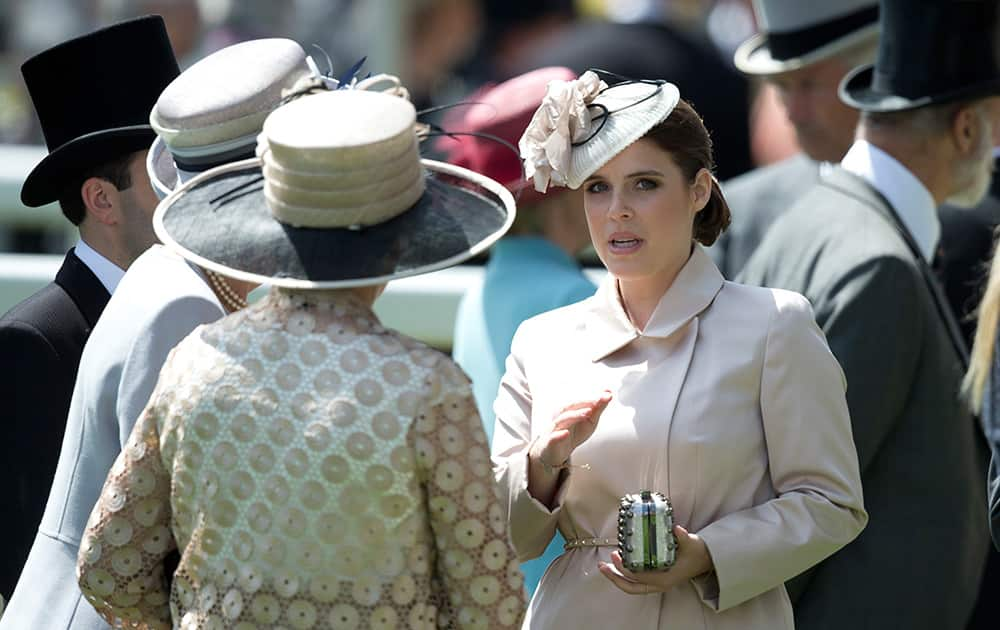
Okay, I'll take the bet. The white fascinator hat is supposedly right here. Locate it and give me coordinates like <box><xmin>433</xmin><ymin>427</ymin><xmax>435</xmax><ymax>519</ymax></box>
<box><xmin>518</xmin><ymin>70</ymin><xmax>680</xmax><ymax>192</ymax></box>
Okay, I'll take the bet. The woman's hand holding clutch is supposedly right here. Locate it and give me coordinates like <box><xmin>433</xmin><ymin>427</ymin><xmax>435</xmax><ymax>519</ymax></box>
<box><xmin>598</xmin><ymin>525</ymin><xmax>715</xmax><ymax>595</ymax></box>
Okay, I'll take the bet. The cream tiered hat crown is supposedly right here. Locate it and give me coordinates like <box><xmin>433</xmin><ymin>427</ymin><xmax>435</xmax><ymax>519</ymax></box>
<box><xmin>259</xmin><ymin>89</ymin><xmax>426</xmax><ymax>229</ymax></box>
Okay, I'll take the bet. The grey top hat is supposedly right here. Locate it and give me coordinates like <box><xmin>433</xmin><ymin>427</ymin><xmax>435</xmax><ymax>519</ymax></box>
<box><xmin>146</xmin><ymin>38</ymin><xmax>312</xmax><ymax>199</ymax></box>
<box><xmin>154</xmin><ymin>87</ymin><xmax>516</xmax><ymax>289</ymax></box>
<box><xmin>735</xmin><ymin>0</ymin><xmax>879</xmax><ymax>75</ymax></box>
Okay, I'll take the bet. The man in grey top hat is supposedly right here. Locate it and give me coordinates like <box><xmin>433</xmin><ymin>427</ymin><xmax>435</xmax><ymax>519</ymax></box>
<box><xmin>740</xmin><ymin>0</ymin><xmax>999</xmax><ymax>627</ymax></box>
<box><xmin>709</xmin><ymin>0</ymin><xmax>878</xmax><ymax>279</ymax></box>
<box><xmin>0</xmin><ymin>38</ymin><xmax>318</xmax><ymax>630</ymax></box>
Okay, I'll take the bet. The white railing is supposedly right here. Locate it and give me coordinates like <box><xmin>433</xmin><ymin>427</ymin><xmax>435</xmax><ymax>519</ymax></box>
<box><xmin>0</xmin><ymin>145</ymin><xmax>72</xmax><ymax>232</ymax></box>
<box><xmin>0</xmin><ymin>144</ymin><xmax>606</xmax><ymax>350</ymax></box>
<box><xmin>0</xmin><ymin>252</ymin><xmax>481</xmax><ymax>350</ymax></box>
<box><xmin>0</xmin><ymin>254</ymin><xmax>606</xmax><ymax>351</ymax></box>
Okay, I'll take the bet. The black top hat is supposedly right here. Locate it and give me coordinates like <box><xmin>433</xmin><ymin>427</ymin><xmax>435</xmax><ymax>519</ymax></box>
<box><xmin>20</xmin><ymin>15</ymin><xmax>179</xmax><ymax>207</ymax></box>
<box><xmin>840</xmin><ymin>0</ymin><xmax>1000</xmax><ymax>112</ymax></box>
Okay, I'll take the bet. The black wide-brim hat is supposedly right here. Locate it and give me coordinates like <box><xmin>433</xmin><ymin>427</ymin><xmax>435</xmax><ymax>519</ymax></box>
<box><xmin>840</xmin><ymin>0</ymin><xmax>1000</xmax><ymax>112</ymax></box>
<box><xmin>153</xmin><ymin>158</ymin><xmax>515</xmax><ymax>289</ymax></box>
<box><xmin>20</xmin><ymin>16</ymin><xmax>179</xmax><ymax>207</ymax></box>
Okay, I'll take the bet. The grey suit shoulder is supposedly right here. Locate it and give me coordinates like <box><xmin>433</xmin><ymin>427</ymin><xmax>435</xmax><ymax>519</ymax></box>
<box><xmin>709</xmin><ymin>153</ymin><xmax>819</xmax><ymax>279</ymax></box>
<box><xmin>0</xmin><ymin>245</ymin><xmax>225</xmax><ymax>630</ymax></box>
<box><xmin>740</xmin><ymin>167</ymin><xmax>988</xmax><ymax>630</ymax></box>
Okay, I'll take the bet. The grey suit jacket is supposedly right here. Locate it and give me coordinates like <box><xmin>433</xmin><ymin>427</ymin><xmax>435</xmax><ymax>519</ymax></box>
<box><xmin>0</xmin><ymin>245</ymin><xmax>224</xmax><ymax>630</ymax></box>
<box><xmin>708</xmin><ymin>153</ymin><xmax>819</xmax><ymax>279</ymax></box>
<box><xmin>739</xmin><ymin>167</ymin><xmax>988</xmax><ymax>630</ymax></box>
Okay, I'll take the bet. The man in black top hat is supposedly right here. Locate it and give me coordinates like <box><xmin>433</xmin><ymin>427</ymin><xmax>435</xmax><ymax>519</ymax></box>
<box><xmin>0</xmin><ymin>15</ymin><xmax>178</xmax><ymax>608</ymax></box>
<box><xmin>710</xmin><ymin>0</ymin><xmax>879</xmax><ymax>279</ymax></box>
<box><xmin>740</xmin><ymin>1</ymin><xmax>998</xmax><ymax>628</ymax></box>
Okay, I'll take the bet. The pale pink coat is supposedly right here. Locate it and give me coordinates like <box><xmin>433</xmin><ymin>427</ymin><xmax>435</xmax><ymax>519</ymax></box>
<box><xmin>492</xmin><ymin>246</ymin><xmax>867</xmax><ymax>629</ymax></box>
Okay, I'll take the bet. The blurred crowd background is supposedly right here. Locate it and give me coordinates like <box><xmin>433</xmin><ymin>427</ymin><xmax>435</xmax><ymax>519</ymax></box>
<box><xmin>0</xmin><ymin>0</ymin><xmax>802</xmax><ymax>254</ymax></box>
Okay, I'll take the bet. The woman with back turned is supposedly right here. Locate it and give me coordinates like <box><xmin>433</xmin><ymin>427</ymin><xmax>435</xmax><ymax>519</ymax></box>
<box><xmin>76</xmin><ymin>82</ymin><xmax>527</xmax><ymax>629</ymax></box>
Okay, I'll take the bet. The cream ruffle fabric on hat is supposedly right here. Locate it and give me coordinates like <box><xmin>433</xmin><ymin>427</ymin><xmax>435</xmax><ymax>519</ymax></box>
<box><xmin>519</xmin><ymin>71</ymin><xmax>680</xmax><ymax>192</ymax></box>
<box><xmin>518</xmin><ymin>71</ymin><xmax>605</xmax><ymax>192</ymax></box>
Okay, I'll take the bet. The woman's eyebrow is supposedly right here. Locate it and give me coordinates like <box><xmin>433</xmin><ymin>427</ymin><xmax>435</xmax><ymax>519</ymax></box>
<box><xmin>626</xmin><ymin>170</ymin><xmax>663</xmax><ymax>178</ymax></box>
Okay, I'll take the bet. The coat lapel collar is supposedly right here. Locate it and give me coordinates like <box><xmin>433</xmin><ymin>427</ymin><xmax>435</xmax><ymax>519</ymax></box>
<box><xmin>819</xmin><ymin>165</ymin><xmax>896</xmax><ymax>225</ymax></box>
<box><xmin>583</xmin><ymin>246</ymin><xmax>724</xmax><ymax>361</ymax></box>
<box><xmin>820</xmin><ymin>166</ymin><xmax>969</xmax><ymax>365</ymax></box>
<box><xmin>55</xmin><ymin>248</ymin><xmax>111</xmax><ymax>328</ymax></box>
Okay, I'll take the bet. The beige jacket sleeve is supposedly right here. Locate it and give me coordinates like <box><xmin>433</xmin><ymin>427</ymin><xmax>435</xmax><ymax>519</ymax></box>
<box><xmin>693</xmin><ymin>292</ymin><xmax>868</xmax><ymax>611</ymax></box>
<box><xmin>491</xmin><ymin>326</ymin><xmax>571</xmax><ymax>562</ymax></box>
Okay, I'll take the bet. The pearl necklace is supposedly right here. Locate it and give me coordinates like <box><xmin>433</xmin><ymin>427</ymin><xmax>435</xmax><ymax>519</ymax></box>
<box><xmin>205</xmin><ymin>269</ymin><xmax>248</xmax><ymax>312</ymax></box>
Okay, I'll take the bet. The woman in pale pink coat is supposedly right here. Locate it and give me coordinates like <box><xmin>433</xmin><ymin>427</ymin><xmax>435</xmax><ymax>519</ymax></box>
<box><xmin>493</xmin><ymin>72</ymin><xmax>867</xmax><ymax>628</ymax></box>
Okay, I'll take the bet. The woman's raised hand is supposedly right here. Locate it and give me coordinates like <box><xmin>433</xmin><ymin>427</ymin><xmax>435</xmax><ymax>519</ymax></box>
<box><xmin>530</xmin><ymin>390</ymin><xmax>613</xmax><ymax>470</ymax></box>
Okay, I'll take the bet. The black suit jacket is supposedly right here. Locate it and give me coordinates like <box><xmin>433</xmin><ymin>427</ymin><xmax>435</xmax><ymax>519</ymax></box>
<box><xmin>952</xmin><ymin>171</ymin><xmax>1000</xmax><ymax>630</ymax></box>
<box><xmin>938</xmin><ymin>169</ymin><xmax>1000</xmax><ymax>347</ymax></box>
<box><xmin>0</xmin><ymin>249</ymin><xmax>109</xmax><ymax>600</ymax></box>
<box><xmin>740</xmin><ymin>167</ymin><xmax>988</xmax><ymax>630</ymax></box>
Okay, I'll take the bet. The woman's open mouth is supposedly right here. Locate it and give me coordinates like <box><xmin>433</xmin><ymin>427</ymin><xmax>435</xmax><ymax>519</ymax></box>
<box><xmin>608</xmin><ymin>236</ymin><xmax>644</xmax><ymax>253</ymax></box>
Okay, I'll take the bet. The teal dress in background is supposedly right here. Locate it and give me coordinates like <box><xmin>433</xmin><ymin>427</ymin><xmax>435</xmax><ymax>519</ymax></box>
<box><xmin>453</xmin><ymin>236</ymin><xmax>596</xmax><ymax>596</ymax></box>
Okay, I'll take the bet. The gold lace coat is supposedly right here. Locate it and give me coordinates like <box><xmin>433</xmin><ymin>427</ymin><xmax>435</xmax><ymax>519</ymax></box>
<box><xmin>77</xmin><ymin>289</ymin><xmax>526</xmax><ymax>629</ymax></box>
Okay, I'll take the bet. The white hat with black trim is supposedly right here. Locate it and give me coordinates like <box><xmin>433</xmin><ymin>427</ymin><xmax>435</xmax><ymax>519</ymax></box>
<box><xmin>146</xmin><ymin>38</ymin><xmax>312</xmax><ymax>199</ymax></box>
<box><xmin>519</xmin><ymin>71</ymin><xmax>680</xmax><ymax>192</ymax></box>
<box><xmin>734</xmin><ymin>0</ymin><xmax>879</xmax><ymax>76</ymax></box>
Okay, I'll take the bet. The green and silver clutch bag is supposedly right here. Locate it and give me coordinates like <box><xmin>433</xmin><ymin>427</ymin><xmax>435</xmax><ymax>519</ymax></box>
<box><xmin>617</xmin><ymin>490</ymin><xmax>677</xmax><ymax>572</ymax></box>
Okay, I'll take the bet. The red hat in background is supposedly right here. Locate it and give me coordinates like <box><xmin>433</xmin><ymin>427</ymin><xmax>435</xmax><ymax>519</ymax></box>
<box><xmin>442</xmin><ymin>66</ymin><xmax>577</xmax><ymax>204</ymax></box>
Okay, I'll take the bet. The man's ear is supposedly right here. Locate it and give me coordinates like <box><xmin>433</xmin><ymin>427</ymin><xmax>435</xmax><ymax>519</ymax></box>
<box><xmin>80</xmin><ymin>177</ymin><xmax>119</xmax><ymax>226</ymax></box>
<box><xmin>951</xmin><ymin>103</ymin><xmax>983</xmax><ymax>157</ymax></box>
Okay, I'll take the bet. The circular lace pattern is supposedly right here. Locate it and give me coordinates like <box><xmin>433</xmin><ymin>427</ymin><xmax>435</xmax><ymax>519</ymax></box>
<box><xmin>78</xmin><ymin>288</ymin><xmax>525</xmax><ymax>629</ymax></box>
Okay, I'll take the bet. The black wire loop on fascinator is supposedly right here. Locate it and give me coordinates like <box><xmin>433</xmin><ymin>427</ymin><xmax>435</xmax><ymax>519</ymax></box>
<box><xmin>570</xmin><ymin>69</ymin><xmax>669</xmax><ymax>147</ymax></box>
<box><xmin>417</xmin><ymin>103</ymin><xmax>525</xmax><ymax>201</ymax></box>
<box><xmin>417</xmin><ymin>102</ymin><xmax>521</xmax><ymax>176</ymax></box>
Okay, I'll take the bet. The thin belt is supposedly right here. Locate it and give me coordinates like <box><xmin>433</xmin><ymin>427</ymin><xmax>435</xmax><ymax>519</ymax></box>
<box><xmin>563</xmin><ymin>537</ymin><xmax>617</xmax><ymax>551</ymax></box>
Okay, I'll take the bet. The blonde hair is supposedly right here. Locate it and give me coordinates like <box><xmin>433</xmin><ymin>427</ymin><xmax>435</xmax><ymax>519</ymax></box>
<box><xmin>964</xmin><ymin>235</ymin><xmax>1000</xmax><ymax>412</ymax></box>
